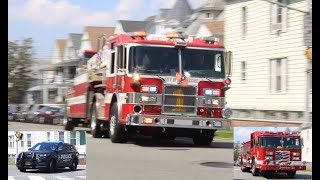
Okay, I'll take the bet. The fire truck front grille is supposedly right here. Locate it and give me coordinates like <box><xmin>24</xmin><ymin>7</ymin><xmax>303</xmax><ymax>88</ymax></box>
<box><xmin>275</xmin><ymin>151</ymin><xmax>290</xmax><ymax>164</ymax></box>
<box><xmin>162</xmin><ymin>85</ymin><xmax>197</xmax><ymax>114</ymax></box>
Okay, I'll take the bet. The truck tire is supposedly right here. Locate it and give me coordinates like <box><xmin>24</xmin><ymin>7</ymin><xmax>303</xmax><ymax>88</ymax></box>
<box><xmin>64</xmin><ymin>118</ymin><xmax>75</xmax><ymax>131</ymax></box>
<box><xmin>109</xmin><ymin>103</ymin><xmax>127</xmax><ymax>143</ymax></box>
<box><xmin>192</xmin><ymin>130</ymin><xmax>214</xmax><ymax>146</ymax></box>
<box><xmin>91</xmin><ymin>104</ymin><xmax>102</xmax><ymax>138</ymax></box>
<box><xmin>287</xmin><ymin>170</ymin><xmax>296</xmax><ymax>177</ymax></box>
<box><xmin>240</xmin><ymin>158</ymin><xmax>249</xmax><ymax>172</ymax></box>
<box><xmin>251</xmin><ymin>158</ymin><xmax>259</xmax><ymax>176</ymax></box>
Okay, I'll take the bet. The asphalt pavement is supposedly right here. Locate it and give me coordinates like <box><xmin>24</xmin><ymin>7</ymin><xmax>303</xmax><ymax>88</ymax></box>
<box><xmin>8</xmin><ymin>165</ymin><xmax>86</xmax><ymax>180</ymax></box>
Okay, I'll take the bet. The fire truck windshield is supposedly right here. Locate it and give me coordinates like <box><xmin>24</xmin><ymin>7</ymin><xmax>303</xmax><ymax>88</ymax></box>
<box><xmin>261</xmin><ymin>136</ymin><xmax>301</xmax><ymax>149</ymax></box>
<box><xmin>129</xmin><ymin>46</ymin><xmax>225</xmax><ymax>79</ymax></box>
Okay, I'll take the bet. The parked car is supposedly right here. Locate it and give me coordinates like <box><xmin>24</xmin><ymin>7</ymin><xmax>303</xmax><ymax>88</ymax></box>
<box><xmin>16</xmin><ymin>104</ymin><xmax>29</xmax><ymax>121</ymax></box>
<box><xmin>26</xmin><ymin>104</ymin><xmax>52</xmax><ymax>123</ymax></box>
<box><xmin>34</xmin><ymin>106</ymin><xmax>62</xmax><ymax>124</ymax></box>
<box><xmin>8</xmin><ymin>104</ymin><xmax>19</xmax><ymax>121</ymax></box>
<box><xmin>16</xmin><ymin>141</ymin><xmax>79</xmax><ymax>172</ymax></box>
<box><xmin>52</xmin><ymin>106</ymin><xmax>66</xmax><ymax>125</ymax></box>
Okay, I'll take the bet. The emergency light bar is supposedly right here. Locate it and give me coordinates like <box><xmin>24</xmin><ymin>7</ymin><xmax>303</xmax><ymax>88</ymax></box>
<box><xmin>202</xmin><ymin>36</ymin><xmax>220</xmax><ymax>44</ymax></box>
<box><xmin>166</xmin><ymin>33</ymin><xmax>188</xmax><ymax>39</ymax></box>
<box><xmin>127</xmin><ymin>31</ymin><xmax>148</xmax><ymax>37</ymax></box>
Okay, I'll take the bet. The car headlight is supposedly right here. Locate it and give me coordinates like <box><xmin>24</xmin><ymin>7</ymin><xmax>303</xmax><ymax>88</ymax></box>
<box><xmin>39</xmin><ymin>153</ymin><xmax>49</xmax><ymax>157</ymax></box>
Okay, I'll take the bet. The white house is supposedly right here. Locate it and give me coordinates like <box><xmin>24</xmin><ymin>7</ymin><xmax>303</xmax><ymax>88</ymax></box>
<box><xmin>224</xmin><ymin>0</ymin><xmax>312</xmax><ymax>162</ymax></box>
<box><xmin>8</xmin><ymin>131</ymin><xmax>87</xmax><ymax>158</ymax></box>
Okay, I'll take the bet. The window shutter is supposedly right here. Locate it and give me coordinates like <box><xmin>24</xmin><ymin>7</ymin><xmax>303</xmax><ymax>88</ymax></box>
<box><xmin>281</xmin><ymin>0</ymin><xmax>288</xmax><ymax>31</ymax></box>
<box><xmin>271</xmin><ymin>1</ymin><xmax>278</xmax><ymax>33</ymax></box>
<box><xmin>282</xmin><ymin>58</ymin><xmax>288</xmax><ymax>93</ymax></box>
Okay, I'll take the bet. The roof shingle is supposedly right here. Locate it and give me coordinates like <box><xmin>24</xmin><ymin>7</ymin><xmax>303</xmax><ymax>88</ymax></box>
<box><xmin>84</xmin><ymin>26</ymin><xmax>115</xmax><ymax>51</ymax></box>
<box><xmin>56</xmin><ymin>39</ymin><xmax>67</xmax><ymax>59</ymax></box>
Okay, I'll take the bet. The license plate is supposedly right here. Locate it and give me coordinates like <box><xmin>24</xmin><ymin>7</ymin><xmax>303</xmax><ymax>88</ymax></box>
<box><xmin>25</xmin><ymin>161</ymin><xmax>32</xmax><ymax>165</ymax></box>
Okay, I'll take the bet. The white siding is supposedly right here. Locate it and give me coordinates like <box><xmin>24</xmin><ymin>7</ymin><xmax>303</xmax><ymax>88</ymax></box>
<box><xmin>225</xmin><ymin>0</ymin><xmax>310</xmax><ymax>112</ymax></box>
<box><xmin>300</xmin><ymin>128</ymin><xmax>312</xmax><ymax>162</ymax></box>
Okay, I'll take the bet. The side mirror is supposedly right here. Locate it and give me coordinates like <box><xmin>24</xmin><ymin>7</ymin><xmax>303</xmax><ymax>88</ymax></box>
<box><xmin>224</xmin><ymin>51</ymin><xmax>233</xmax><ymax>77</ymax></box>
<box><xmin>28</xmin><ymin>148</ymin><xmax>32</xmax><ymax>151</ymax></box>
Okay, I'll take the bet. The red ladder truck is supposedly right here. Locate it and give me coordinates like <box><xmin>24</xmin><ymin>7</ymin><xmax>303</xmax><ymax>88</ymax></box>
<box><xmin>64</xmin><ymin>32</ymin><xmax>233</xmax><ymax>146</ymax></box>
<box><xmin>239</xmin><ymin>131</ymin><xmax>306</xmax><ymax>178</ymax></box>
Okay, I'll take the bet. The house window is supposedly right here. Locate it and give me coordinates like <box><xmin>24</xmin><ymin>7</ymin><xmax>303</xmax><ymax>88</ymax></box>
<box><xmin>269</xmin><ymin>58</ymin><xmax>287</xmax><ymax>93</ymax></box>
<box><xmin>271</xmin><ymin>0</ymin><xmax>288</xmax><ymax>33</ymax></box>
<box><xmin>242</xmin><ymin>7</ymin><xmax>247</xmax><ymax>37</ymax></box>
<box><xmin>241</xmin><ymin>61</ymin><xmax>246</xmax><ymax>81</ymax></box>
<box><xmin>27</xmin><ymin>134</ymin><xmax>31</xmax><ymax>148</ymax></box>
<box><xmin>47</xmin><ymin>132</ymin><xmax>50</xmax><ymax>141</ymax></box>
<box><xmin>59</xmin><ymin>131</ymin><xmax>64</xmax><ymax>142</ymax></box>
<box><xmin>70</xmin><ymin>131</ymin><xmax>77</xmax><ymax>145</ymax></box>
<box><xmin>8</xmin><ymin>136</ymin><xmax>14</xmax><ymax>148</ymax></box>
<box><xmin>20</xmin><ymin>136</ymin><xmax>24</xmax><ymax>148</ymax></box>
<box><xmin>206</xmin><ymin>13</ymin><xmax>211</xmax><ymax>18</ymax></box>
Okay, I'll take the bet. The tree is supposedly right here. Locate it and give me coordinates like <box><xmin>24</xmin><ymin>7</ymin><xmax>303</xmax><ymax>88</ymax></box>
<box><xmin>8</xmin><ymin>38</ymin><xmax>34</xmax><ymax>103</ymax></box>
<box><xmin>234</xmin><ymin>141</ymin><xmax>241</xmax><ymax>161</ymax></box>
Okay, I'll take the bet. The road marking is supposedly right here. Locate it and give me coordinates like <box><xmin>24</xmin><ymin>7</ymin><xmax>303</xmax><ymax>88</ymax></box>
<box><xmin>27</xmin><ymin>176</ymin><xmax>46</xmax><ymax>180</ymax></box>
<box><xmin>8</xmin><ymin>176</ymin><xmax>15</xmax><ymax>180</ymax></box>
<box><xmin>76</xmin><ymin>176</ymin><xmax>86</xmax><ymax>179</ymax></box>
<box><xmin>56</xmin><ymin>176</ymin><xmax>75</xmax><ymax>180</ymax></box>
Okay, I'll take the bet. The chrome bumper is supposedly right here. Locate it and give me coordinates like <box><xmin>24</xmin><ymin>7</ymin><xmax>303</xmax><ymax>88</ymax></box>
<box><xmin>126</xmin><ymin>114</ymin><xmax>231</xmax><ymax>130</ymax></box>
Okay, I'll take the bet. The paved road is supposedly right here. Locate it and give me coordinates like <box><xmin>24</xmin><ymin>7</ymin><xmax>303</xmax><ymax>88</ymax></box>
<box><xmin>8</xmin><ymin>121</ymin><xmax>87</xmax><ymax>131</ymax></box>
<box><xmin>8</xmin><ymin>119</ymin><xmax>302</xmax><ymax>131</ymax></box>
<box><xmin>87</xmin><ymin>135</ymin><xmax>233</xmax><ymax>180</ymax></box>
<box><xmin>8</xmin><ymin>165</ymin><xmax>86</xmax><ymax>180</ymax></box>
<box><xmin>233</xmin><ymin>166</ymin><xmax>312</xmax><ymax>180</ymax></box>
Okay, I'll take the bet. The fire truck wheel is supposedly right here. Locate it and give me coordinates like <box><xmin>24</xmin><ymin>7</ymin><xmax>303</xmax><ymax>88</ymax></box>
<box><xmin>109</xmin><ymin>103</ymin><xmax>127</xmax><ymax>143</ymax></box>
<box><xmin>192</xmin><ymin>130</ymin><xmax>214</xmax><ymax>146</ymax></box>
<box><xmin>91</xmin><ymin>104</ymin><xmax>102</xmax><ymax>138</ymax></box>
<box><xmin>251</xmin><ymin>158</ymin><xmax>259</xmax><ymax>176</ymax></box>
<box><xmin>64</xmin><ymin>118</ymin><xmax>75</xmax><ymax>131</ymax></box>
<box><xmin>287</xmin><ymin>170</ymin><xmax>296</xmax><ymax>177</ymax></box>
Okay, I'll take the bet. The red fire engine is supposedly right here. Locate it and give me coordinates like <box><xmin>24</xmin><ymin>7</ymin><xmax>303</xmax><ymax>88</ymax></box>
<box><xmin>239</xmin><ymin>131</ymin><xmax>306</xmax><ymax>178</ymax></box>
<box><xmin>64</xmin><ymin>32</ymin><xmax>233</xmax><ymax>146</ymax></box>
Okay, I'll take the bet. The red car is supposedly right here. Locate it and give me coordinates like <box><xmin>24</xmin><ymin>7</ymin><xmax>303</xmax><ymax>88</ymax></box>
<box><xmin>34</xmin><ymin>106</ymin><xmax>62</xmax><ymax>124</ymax></box>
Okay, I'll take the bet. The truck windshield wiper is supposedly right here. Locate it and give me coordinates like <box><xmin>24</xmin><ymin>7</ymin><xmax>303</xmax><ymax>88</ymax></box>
<box><xmin>153</xmin><ymin>74</ymin><xmax>166</xmax><ymax>82</ymax></box>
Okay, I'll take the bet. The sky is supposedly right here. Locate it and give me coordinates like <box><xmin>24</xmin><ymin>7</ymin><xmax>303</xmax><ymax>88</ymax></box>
<box><xmin>233</xmin><ymin>127</ymin><xmax>301</xmax><ymax>144</ymax></box>
<box><xmin>8</xmin><ymin>0</ymin><xmax>207</xmax><ymax>60</ymax></box>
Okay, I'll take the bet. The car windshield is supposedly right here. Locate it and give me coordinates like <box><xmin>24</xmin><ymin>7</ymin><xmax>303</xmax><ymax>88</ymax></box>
<box><xmin>128</xmin><ymin>46</ymin><xmax>225</xmax><ymax>79</ymax></box>
<box><xmin>31</xmin><ymin>142</ymin><xmax>59</xmax><ymax>151</ymax></box>
<box><xmin>261</xmin><ymin>136</ymin><xmax>301</xmax><ymax>149</ymax></box>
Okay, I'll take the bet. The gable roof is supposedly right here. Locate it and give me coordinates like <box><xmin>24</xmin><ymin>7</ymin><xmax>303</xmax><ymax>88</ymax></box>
<box><xmin>204</xmin><ymin>21</ymin><xmax>224</xmax><ymax>34</ymax></box>
<box><xmin>167</xmin><ymin>0</ymin><xmax>193</xmax><ymax>25</ymax></box>
<box><xmin>154</xmin><ymin>9</ymin><xmax>171</xmax><ymax>22</ymax></box>
<box><xmin>56</xmin><ymin>39</ymin><xmax>67</xmax><ymax>59</ymax></box>
<box><xmin>198</xmin><ymin>0</ymin><xmax>225</xmax><ymax>11</ymax></box>
<box><xmin>118</xmin><ymin>20</ymin><xmax>149</xmax><ymax>32</ymax></box>
<box><xmin>84</xmin><ymin>26</ymin><xmax>115</xmax><ymax>51</ymax></box>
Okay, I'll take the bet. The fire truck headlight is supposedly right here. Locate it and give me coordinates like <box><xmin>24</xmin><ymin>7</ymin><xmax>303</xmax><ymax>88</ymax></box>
<box><xmin>292</xmin><ymin>157</ymin><xmax>300</xmax><ymax>161</ymax></box>
<box><xmin>133</xmin><ymin>73</ymin><xmax>140</xmax><ymax>81</ymax></box>
<box><xmin>265</xmin><ymin>155</ymin><xmax>273</xmax><ymax>160</ymax></box>
<box><xmin>292</xmin><ymin>152</ymin><xmax>300</xmax><ymax>156</ymax></box>
<box><xmin>141</xmin><ymin>85</ymin><xmax>158</xmax><ymax>93</ymax></box>
<box><xmin>140</xmin><ymin>96</ymin><xmax>157</xmax><ymax>103</ymax></box>
<box><xmin>266</xmin><ymin>151</ymin><xmax>273</xmax><ymax>155</ymax></box>
<box><xmin>222</xmin><ymin>108</ymin><xmax>232</xmax><ymax>118</ymax></box>
<box><xmin>203</xmin><ymin>89</ymin><xmax>220</xmax><ymax>96</ymax></box>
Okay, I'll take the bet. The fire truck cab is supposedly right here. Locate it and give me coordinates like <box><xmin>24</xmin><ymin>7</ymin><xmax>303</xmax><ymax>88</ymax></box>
<box><xmin>64</xmin><ymin>32</ymin><xmax>233</xmax><ymax>146</ymax></box>
<box><xmin>239</xmin><ymin>131</ymin><xmax>306</xmax><ymax>178</ymax></box>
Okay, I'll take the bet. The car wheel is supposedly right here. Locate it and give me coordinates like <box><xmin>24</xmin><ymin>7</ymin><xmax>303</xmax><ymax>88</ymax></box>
<box><xmin>109</xmin><ymin>103</ymin><xmax>127</xmax><ymax>143</ymax></box>
<box><xmin>69</xmin><ymin>159</ymin><xmax>78</xmax><ymax>171</ymax></box>
<box><xmin>48</xmin><ymin>159</ymin><xmax>56</xmax><ymax>173</ymax></box>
